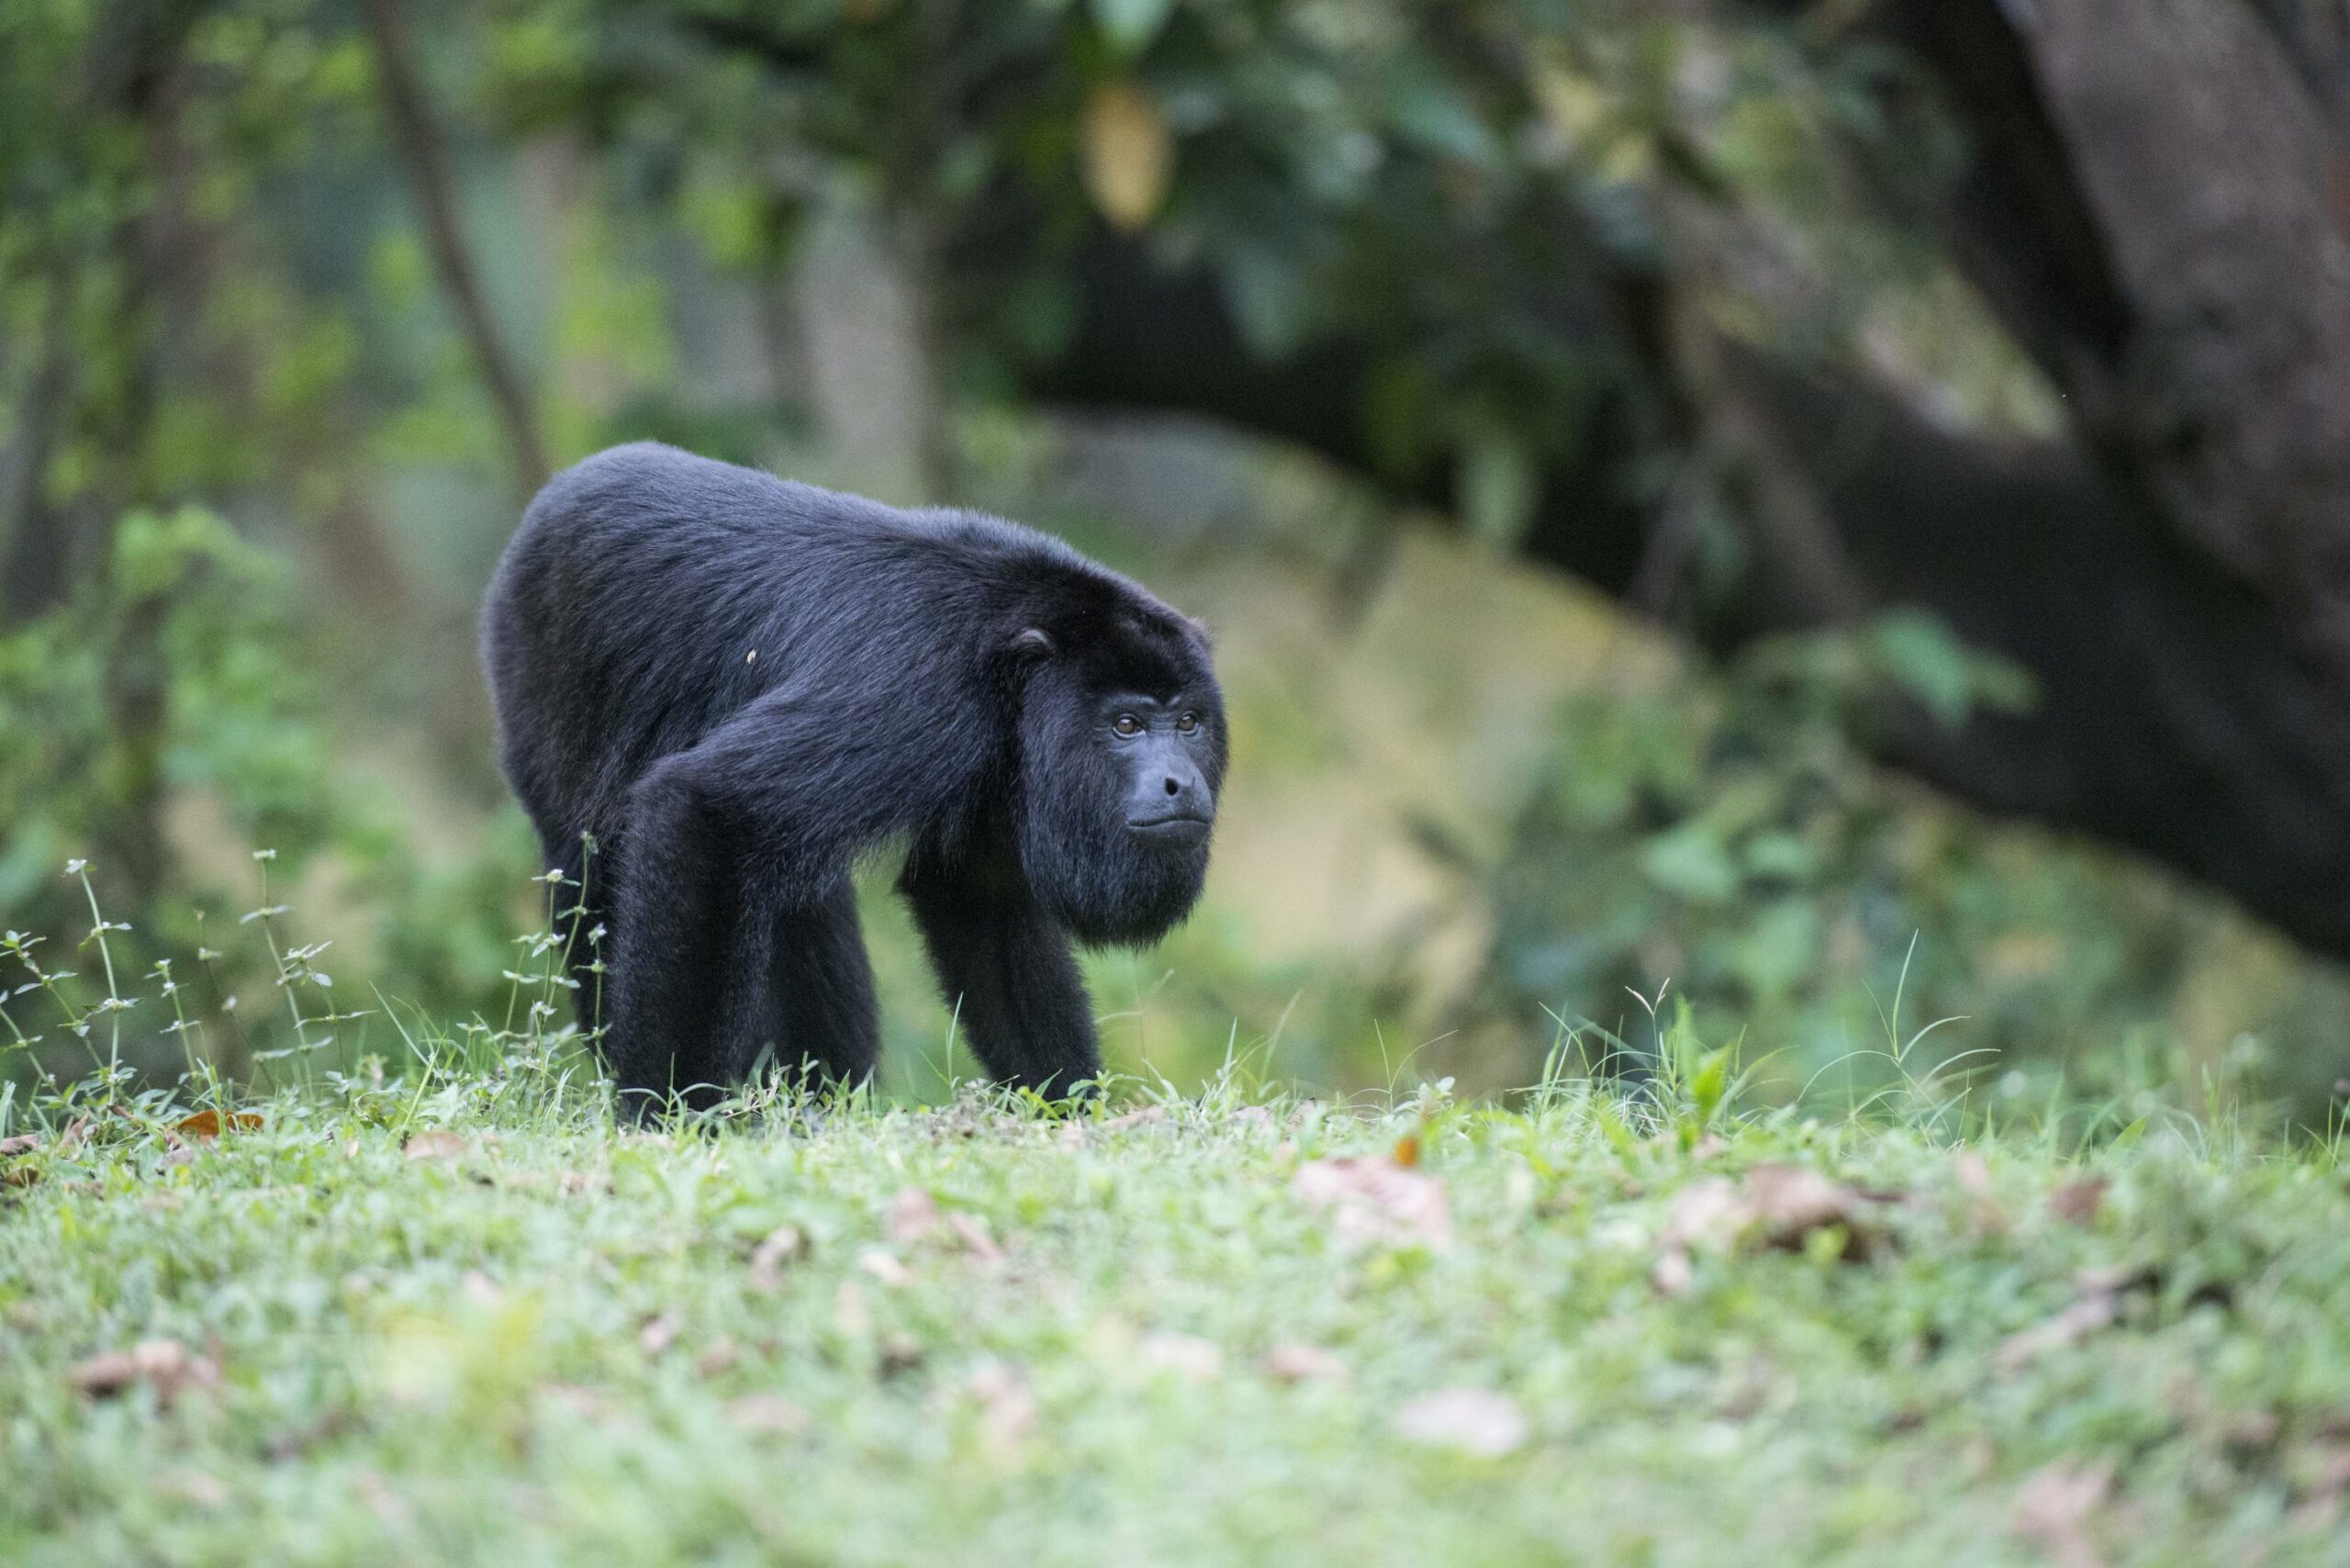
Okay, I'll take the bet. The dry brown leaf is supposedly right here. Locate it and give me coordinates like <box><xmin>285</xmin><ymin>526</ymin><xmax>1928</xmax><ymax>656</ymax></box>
<box><xmin>1137</xmin><ymin>1332</ymin><xmax>1223</xmax><ymax>1382</ymax></box>
<box><xmin>1292</xmin><ymin>1157</ymin><xmax>1452</xmax><ymax>1250</ymax></box>
<box><xmin>2051</xmin><ymin>1177</ymin><xmax>2109</xmax><ymax>1227</ymax></box>
<box><xmin>638</xmin><ymin>1312</ymin><xmax>681</xmax><ymax>1356</ymax></box>
<box><xmin>0</xmin><ymin>1133</ymin><xmax>39</xmax><ymax>1158</ymax></box>
<box><xmin>69</xmin><ymin>1338</ymin><xmax>219</xmax><ymax>1406</ymax></box>
<box><xmin>541</xmin><ymin>1383</ymin><xmax>617</xmax><ymax>1424</ymax></box>
<box><xmin>1391</xmin><ymin>1387</ymin><xmax>1528</xmax><ymax>1458</ymax></box>
<box><xmin>402</xmin><ymin>1130</ymin><xmax>468</xmax><ymax>1162</ymax></box>
<box><xmin>1998</xmin><ymin>1293</ymin><xmax>2121</xmax><ymax>1375</ymax></box>
<box><xmin>856</xmin><ymin>1248</ymin><xmax>913</xmax><ymax>1289</ymax></box>
<box><xmin>2011</xmin><ymin>1459</ymin><xmax>2113</xmax><ymax>1568</ymax></box>
<box><xmin>970</xmin><ymin>1361</ymin><xmax>1038</xmax><ymax>1447</ymax></box>
<box><xmin>728</xmin><ymin>1393</ymin><xmax>810</xmax><ymax>1436</ymax></box>
<box><xmin>1104</xmin><ymin>1106</ymin><xmax>1167</xmax><ymax>1129</ymax></box>
<box><xmin>1261</xmin><ymin>1343</ymin><xmax>1349</xmax><ymax>1384</ymax></box>
<box><xmin>1653</xmin><ymin>1166</ymin><xmax>1891</xmax><ymax>1292</ymax></box>
<box><xmin>878</xmin><ymin>1332</ymin><xmax>926</xmax><ymax>1378</ymax></box>
<box><xmin>946</xmin><ymin>1211</ymin><xmax>1003</xmax><ymax>1261</ymax></box>
<box><xmin>887</xmin><ymin>1187</ymin><xmax>940</xmax><ymax>1244</ymax></box>
<box><xmin>1659</xmin><ymin>1177</ymin><xmax>1750</xmax><ymax>1253</ymax></box>
<box><xmin>1745</xmin><ymin>1164</ymin><xmax>1874</xmax><ymax>1252</ymax></box>
<box><xmin>157</xmin><ymin>1469</ymin><xmax>230</xmax><ymax>1509</ymax></box>
<box><xmin>175</xmin><ymin>1109</ymin><xmax>263</xmax><ymax>1140</ymax></box>
<box><xmin>749</xmin><ymin>1225</ymin><xmax>804</xmax><ymax>1294</ymax></box>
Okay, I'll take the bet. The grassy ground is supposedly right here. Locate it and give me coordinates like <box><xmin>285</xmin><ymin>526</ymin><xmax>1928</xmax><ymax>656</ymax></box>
<box><xmin>4</xmin><ymin>1071</ymin><xmax>2349</xmax><ymax>1566</ymax></box>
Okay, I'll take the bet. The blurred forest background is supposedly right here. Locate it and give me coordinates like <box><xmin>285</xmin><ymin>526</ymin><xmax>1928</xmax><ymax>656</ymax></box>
<box><xmin>7</xmin><ymin>0</ymin><xmax>2350</xmax><ymax>1116</ymax></box>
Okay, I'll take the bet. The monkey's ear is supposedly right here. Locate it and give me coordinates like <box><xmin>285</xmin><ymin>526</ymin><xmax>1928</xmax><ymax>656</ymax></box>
<box><xmin>1007</xmin><ymin>627</ymin><xmax>1057</xmax><ymax>660</ymax></box>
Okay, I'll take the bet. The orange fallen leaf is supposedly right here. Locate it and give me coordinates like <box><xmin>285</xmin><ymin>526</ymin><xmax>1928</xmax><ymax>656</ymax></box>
<box><xmin>175</xmin><ymin>1109</ymin><xmax>263</xmax><ymax>1140</ymax></box>
<box><xmin>1391</xmin><ymin>1131</ymin><xmax>1422</xmax><ymax>1169</ymax></box>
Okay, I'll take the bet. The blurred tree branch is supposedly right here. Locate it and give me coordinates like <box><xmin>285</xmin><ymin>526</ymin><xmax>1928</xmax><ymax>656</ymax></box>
<box><xmin>362</xmin><ymin>0</ymin><xmax>550</xmax><ymax>492</ymax></box>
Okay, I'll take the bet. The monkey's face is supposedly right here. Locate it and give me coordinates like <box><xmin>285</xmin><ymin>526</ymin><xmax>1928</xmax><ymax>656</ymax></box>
<box><xmin>1013</xmin><ymin>655</ymin><xmax>1226</xmax><ymax>947</ymax></box>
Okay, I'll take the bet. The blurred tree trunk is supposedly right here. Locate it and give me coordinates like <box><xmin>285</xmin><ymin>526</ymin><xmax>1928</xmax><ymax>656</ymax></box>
<box><xmin>0</xmin><ymin>271</ymin><xmax>78</xmax><ymax>622</ymax></box>
<box><xmin>795</xmin><ymin>187</ymin><xmax>946</xmax><ymax>506</ymax></box>
<box><xmin>361</xmin><ymin>0</ymin><xmax>549</xmax><ymax>494</ymax></box>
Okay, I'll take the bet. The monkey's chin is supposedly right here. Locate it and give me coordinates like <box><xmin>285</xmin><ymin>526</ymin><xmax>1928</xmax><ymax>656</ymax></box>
<box><xmin>1040</xmin><ymin>844</ymin><xmax>1212</xmax><ymax>950</ymax></box>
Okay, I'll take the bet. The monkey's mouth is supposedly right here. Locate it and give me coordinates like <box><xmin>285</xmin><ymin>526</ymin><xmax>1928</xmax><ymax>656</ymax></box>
<box><xmin>1125</xmin><ymin>813</ymin><xmax>1213</xmax><ymax>845</ymax></box>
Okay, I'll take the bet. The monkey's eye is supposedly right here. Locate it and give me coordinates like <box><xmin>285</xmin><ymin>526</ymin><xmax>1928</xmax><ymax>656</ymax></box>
<box><xmin>1175</xmin><ymin>711</ymin><xmax>1201</xmax><ymax>735</ymax></box>
<box><xmin>1113</xmin><ymin>713</ymin><xmax>1145</xmax><ymax>737</ymax></box>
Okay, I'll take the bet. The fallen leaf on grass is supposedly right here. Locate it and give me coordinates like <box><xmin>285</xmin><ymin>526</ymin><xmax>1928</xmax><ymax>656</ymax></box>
<box><xmin>638</xmin><ymin>1312</ymin><xmax>681</xmax><ymax>1356</ymax></box>
<box><xmin>0</xmin><ymin>1133</ymin><xmax>39</xmax><ymax>1158</ymax></box>
<box><xmin>1137</xmin><ymin>1332</ymin><xmax>1223</xmax><ymax>1382</ymax></box>
<box><xmin>887</xmin><ymin>1187</ymin><xmax>940</xmax><ymax>1244</ymax></box>
<box><xmin>2050</xmin><ymin>1177</ymin><xmax>2109</xmax><ymax>1227</ymax></box>
<box><xmin>1292</xmin><ymin>1156</ymin><xmax>1452</xmax><ymax>1250</ymax></box>
<box><xmin>728</xmin><ymin>1393</ymin><xmax>810</xmax><ymax>1436</ymax></box>
<box><xmin>1997</xmin><ymin>1294</ymin><xmax>2121</xmax><ymax>1376</ymax></box>
<box><xmin>885</xmin><ymin>1189</ymin><xmax>1003</xmax><ymax>1261</ymax></box>
<box><xmin>1652</xmin><ymin>1165</ymin><xmax>1892</xmax><ymax>1293</ymax></box>
<box><xmin>1996</xmin><ymin>1264</ymin><xmax>2159</xmax><ymax>1376</ymax></box>
<box><xmin>878</xmin><ymin>1332</ymin><xmax>926</xmax><ymax>1378</ymax></box>
<box><xmin>69</xmin><ymin>1338</ymin><xmax>219</xmax><ymax>1406</ymax></box>
<box><xmin>402</xmin><ymin>1130</ymin><xmax>468</xmax><ymax>1162</ymax></box>
<box><xmin>969</xmin><ymin>1361</ymin><xmax>1038</xmax><ymax>1447</ymax></box>
<box><xmin>748</xmin><ymin>1225</ymin><xmax>804</xmax><ymax>1294</ymax></box>
<box><xmin>2011</xmin><ymin>1459</ymin><xmax>2113</xmax><ymax>1568</ymax></box>
<box><xmin>157</xmin><ymin>1469</ymin><xmax>229</xmax><ymax>1509</ymax></box>
<box><xmin>1745</xmin><ymin>1164</ymin><xmax>1879</xmax><ymax>1252</ymax></box>
<box><xmin>856</xmin><ymin>1248</ymin><xmax>913</xmax><ymax>1288</ymax></box>
<box><xmin>175</xmin><ymin>1109</ymin><xmax>263</xmax><ymax>1140</ymax></box>
<box><xmin>1261</xmin><ymin>1343</ymin><xmax>1348</xmax><ymax>1384</ymax></box>
<box><xmin>946</xmin><ymin>1211</ymin><xmax>1002</xmax><ymax>1260</ymax></box>
<box><xmin>1103</xmin><ymin>1106</ymin><xmax>1168</xmax><ymax>1129</ymax></box>
<box><xmin>1391</xmin><ymin>1387</ymin><xmax>1528</xmax><ymax>1458</ymax></box>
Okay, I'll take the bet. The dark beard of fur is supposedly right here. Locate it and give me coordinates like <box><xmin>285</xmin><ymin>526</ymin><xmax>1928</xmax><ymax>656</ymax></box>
<box><xmin>1016</xmin><ymin>783</ymin><xmax>1211</xmax><ymax>947</ymax></box>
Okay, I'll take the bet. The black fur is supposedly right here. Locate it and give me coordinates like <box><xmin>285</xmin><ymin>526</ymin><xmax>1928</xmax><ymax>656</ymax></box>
<box><xmin>480</xmin><ymin>442</ymin><xmax>1225</xmax><ymax>1114</ymax></box>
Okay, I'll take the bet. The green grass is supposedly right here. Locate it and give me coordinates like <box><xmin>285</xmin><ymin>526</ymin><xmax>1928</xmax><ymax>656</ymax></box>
<box><xmin>4</xmin><ymin>1072</ymin><xmax>2349</xmax><ymax>1566</ymax></box>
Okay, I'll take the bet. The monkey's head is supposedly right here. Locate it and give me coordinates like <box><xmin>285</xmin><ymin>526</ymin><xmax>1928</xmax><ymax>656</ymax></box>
<box><xmin>1003</xmin><ymin>591</ymin><xmax>1226</xmax><ymax>947</ymax></box>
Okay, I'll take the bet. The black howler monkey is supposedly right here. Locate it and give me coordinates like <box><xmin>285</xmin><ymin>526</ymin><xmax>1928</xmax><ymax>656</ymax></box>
<box><xmin>481</xmin><ymin>442</ymin><xmax>1225</xmax><ymax>1114</ymax></box>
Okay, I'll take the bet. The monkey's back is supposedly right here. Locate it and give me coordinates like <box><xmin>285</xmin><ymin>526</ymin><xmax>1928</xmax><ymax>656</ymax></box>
<box><xmin>481</xmin><ymin>442</ymin><xmax>1087</xmax><ymax>842</ymax></box>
